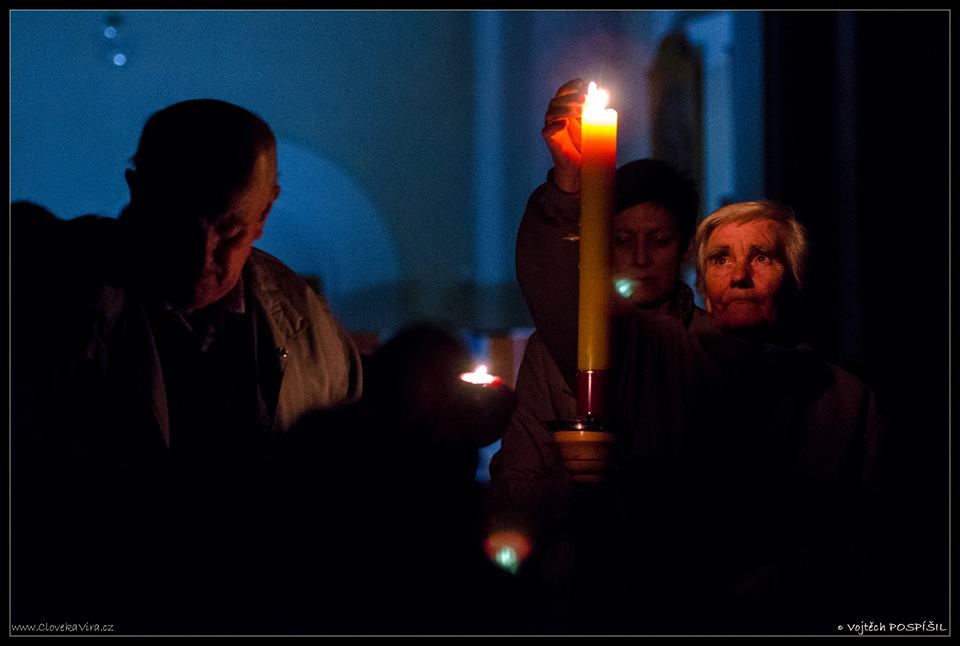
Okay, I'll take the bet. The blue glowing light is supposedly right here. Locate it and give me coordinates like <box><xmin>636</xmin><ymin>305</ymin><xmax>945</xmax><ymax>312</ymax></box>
<box><xmin>494</xmin><ymin>546</ymin><xmax>519</xmax><ymax>575</ymax></box>
<box><xmin>614</xmin><ymin>277</ymin><xmax>637</xmax><ymax>299</ymax></box>
<box><xmin>112</xmin><ymin>53</ymin><xmax>127</xmax><ymax>66</ymax></box>
<box><xmin>103</xmin><ymin>26</ymin><xmax>117</xmax><ymax>39</ymax></box>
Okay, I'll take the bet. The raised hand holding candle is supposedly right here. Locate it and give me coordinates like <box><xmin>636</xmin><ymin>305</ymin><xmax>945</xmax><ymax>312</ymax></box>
<box><xmin>577</xmin><ymin>81</ymin><xmax>617</xmax><ymax>418</ymax></box>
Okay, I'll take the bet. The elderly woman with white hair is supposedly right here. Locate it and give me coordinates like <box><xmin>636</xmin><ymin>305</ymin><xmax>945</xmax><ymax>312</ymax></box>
<box><xmin>695</xmin><ymin>200</ymin><xmax>809</xmax><ymax>340</ymax></box>
<box><xmin>507</xmin><ymin>194</ymin><xmax>900</xmax><ymax>634</ymax></box>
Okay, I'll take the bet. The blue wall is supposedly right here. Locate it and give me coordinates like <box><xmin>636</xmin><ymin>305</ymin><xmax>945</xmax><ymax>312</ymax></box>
<box><xmin>11</xmin><ymin>10</ymin><xmax>760</xmax><ymax>332</ymax></box>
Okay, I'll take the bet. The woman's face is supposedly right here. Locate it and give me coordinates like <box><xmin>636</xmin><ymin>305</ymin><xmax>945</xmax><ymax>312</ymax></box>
<box><xmin>702</xmin><ymin>218</ymin><xmax>786</xmax><ymax>331</ymax></box>
<box><xmin>612</xmin><ymin>202</ymin><xmax>685</xmax><ymax>307</ymax></box>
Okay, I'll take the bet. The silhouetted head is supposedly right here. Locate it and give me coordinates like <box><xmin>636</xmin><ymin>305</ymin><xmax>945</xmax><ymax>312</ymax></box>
<box><xmin>366</xmin><ymin>323</ymin><xmax>515</xmax><ymax>454</ymax></box>
<box><xmin>695</xmin><ymin>200</ymin><xmax>808</xmax><ymax>337</ymax></box>
<box><xmin>123</xmin><ymin>99</ymin><xmax>280</xmax><ymax>310</ymax></box>
<box><xmin>612</xmin><ymin>159</ymin><xmax>699</xmax><ymax>308</ymax></box>
<box><xmin>367</xmin><ymin>324</ymin><xmax>474</xmax><ymax>430</ymax></box>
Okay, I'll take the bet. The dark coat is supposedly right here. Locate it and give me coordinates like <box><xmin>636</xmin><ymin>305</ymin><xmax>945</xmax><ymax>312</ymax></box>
<box><xmin>11</xmin><ymin>203</ymin><xmax>361</xmax><ymax>634</ymax></box>
<box><xmin>495</xmin><ymin>179</ymin><xmax>902</xmax><ymax>634</ymax></box>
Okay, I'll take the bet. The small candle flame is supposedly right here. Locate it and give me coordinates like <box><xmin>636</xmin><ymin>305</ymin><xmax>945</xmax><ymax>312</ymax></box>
<box><xmin>460</xmin><ymin>364</ymin><xmax>502</xmax><ymax>386</ymax></box>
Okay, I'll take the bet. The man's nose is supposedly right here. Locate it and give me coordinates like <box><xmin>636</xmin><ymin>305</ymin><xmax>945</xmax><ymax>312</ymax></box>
<box><xmin>202</xmin><ymin>225</ymin><xmax>224</xmax><ymax>269</ymax></box>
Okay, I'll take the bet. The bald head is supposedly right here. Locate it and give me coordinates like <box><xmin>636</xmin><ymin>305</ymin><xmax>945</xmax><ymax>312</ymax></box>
<box><xmin>129</xmin><ymin>99</ymin><xmax>277</xmax><ymax>216</ymax></box>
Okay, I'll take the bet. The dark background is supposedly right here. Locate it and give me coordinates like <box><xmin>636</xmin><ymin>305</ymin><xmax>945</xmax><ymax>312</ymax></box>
<box><xmin>765</xmin><ymin>10</ymin><xmax>949</xmax><ymax>621</ymax></box>
<box><xmin>8</xmin><ymin>8</ymin><xmax>951</xmax><ymax>625</ymax></box>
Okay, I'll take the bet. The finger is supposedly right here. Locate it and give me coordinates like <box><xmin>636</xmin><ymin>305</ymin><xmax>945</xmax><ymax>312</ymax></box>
<box><xmin>545</xmin><ymin>96</ymin><xmax>584</xmax><ymax>124</ymax></box>
<box><xmin>554</xmin><ymin>78</ymin><xmax>584</xmax><ymax>97</ymax></box>
<box><xmin>545</xmin><ymin>105</ymin><xmax>581</xmax><ymax>124</ymax></box>
<box><xmin>551</xmin><ymin>92</ymin><xmax>586</xmax><ymax>108</ymax></box>
<box><xmin>541</xmin><ymin>119</ymin><xmax>567</xmax><ymax>140</ymax></box>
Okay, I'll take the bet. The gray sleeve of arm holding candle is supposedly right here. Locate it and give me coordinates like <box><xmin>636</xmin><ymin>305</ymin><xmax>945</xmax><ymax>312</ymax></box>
<box><xmin>515</xmin><ymin>171</ymin><xmax>582</xmax><ymax>391</ymax></box>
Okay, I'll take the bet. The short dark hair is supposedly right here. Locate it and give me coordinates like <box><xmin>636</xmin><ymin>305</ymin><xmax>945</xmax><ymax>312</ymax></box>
<box><xmin>131</xmin><ymin>99</ymin><xmax>276</xmax><ymax>214</ymax></box>
<box><xmin>615</xmin><ymin>159</ymin><xmax>700</xmax><ymax>251</ymax></box>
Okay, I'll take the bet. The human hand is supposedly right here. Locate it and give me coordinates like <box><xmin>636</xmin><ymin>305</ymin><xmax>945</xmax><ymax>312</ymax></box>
<box><xmin>541</xmin><ymin>78</ymin><xmax>586</xmax><ymax>193</ymax></box>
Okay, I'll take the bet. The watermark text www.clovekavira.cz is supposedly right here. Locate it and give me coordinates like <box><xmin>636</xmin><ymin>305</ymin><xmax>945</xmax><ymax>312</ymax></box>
<box><xmin>10</xmin><ymin>621</ymin><xmax>116</xmax><ymax>634</ymax></box>
<box><xmin>838</xmin><ymin>620</ymin><xmax>947</xmax><ymax>635</ymax></box>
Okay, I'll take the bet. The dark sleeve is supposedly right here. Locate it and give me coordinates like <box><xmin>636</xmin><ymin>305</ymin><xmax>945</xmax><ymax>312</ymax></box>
<box><xmin>12</xmin><ymin>201</ymin><xmax>64</xmax><ymax>295</ymax></box>
<box><xmin>515</xmin><ymin>172</ymin><xmax>581</xmax><ymax>390</ymax></box>
<box><xmin>487</xmin><ymin>333</ymin><xmax>574</xmax><ymax>541</ymax></box>
<box><xmin>12</xmin><ymin>206</ymin><xmax>118</xmax><ymax>361</ymax></box>
<box><xmin>12</xmin><ymin>201</ymin><xmax>76</xmax><ymax>406</ymax></box>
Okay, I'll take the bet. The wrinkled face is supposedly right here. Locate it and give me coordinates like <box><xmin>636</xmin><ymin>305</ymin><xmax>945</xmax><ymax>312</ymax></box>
<box><xmin>612</xmin><ymin>203</ymin><xmax>684</xmax><ymax>307</ymax></box>
<box><xmin>703</xmin><ymin>218</ymin><xmax>786</xmax><ymax>331</ymax></box>
<box><xmin>133</xmin><ymin>151</ymin><xmax>279</xmax><ymax>311</ymax></box>
<box><xmin>186</xmin><ymin>152</ymin><xmax>278</xmax><ymax>310</ymax></box>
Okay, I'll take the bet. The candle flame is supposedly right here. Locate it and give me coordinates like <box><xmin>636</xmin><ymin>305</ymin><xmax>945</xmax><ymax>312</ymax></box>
<box><xmin>582</xmin><ymin>81</ymin><xmax>616</xmax><ymax>127</ymax></box>
<box><xmin>584</xmin><ymin>81</ymin><xmax>610</xmax><ymax>116</ymax></box>
<box><xmin>460</xmin><ymin>364</ymin><xmax>501</xmax><ymax>385</ymax></box>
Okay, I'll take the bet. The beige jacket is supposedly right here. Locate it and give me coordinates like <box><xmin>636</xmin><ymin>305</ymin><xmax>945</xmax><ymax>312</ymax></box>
<box><xmin>85</xmin><ymin>247</ymin><xmax>362</xmax><ymax>448</ymax></box>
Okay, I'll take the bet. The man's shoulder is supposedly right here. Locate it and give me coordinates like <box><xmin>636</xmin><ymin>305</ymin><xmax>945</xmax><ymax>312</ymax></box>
<box><xmin>246</xmin><ymin>247</ymin><xmax>362</xmax><ymax>406</ymax></box>
<box><xmin>247</xmin><ymin>247</ymin><xmax>318</xmax><ymax>299</ymax></box>
<box><xmin>12</xmin><ymin>201</ymin><xmax>119</xmax><ymax>241</ymax></box>
<box><xmin>246</xmin><ymin>247</ymin><xmax>335</xmax><ymax>321</ymax></box>
<box><xmin>12</xmin><ymin>200</ymin><xmax>59</xmax><ymax>224</ymax></box>
<box><xmin>12</xmin><ymin>202</ymin><xmax>120</xmax><ymax>288</ymax></box>
<box><xmin>248</xmin><ymin>246</ymin><xmax>300</xmax><ymax>280</ymax></box>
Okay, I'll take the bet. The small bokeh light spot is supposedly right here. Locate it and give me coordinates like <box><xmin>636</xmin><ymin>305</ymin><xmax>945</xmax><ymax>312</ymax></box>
<box><xmin>484</xmin><ymin>530</ymin><xmax>531</xmax><ymax>575</ymax></box>
<box><xmin>103</xmin><ymin>26</ymin><xmax>118</xmax><ymax>39</ymax></box>
<box><xmin>112</xmin><ymin>53</ymin><xmax>127</xmax><ymax>66</ymax></box>
<box><xmin>614</xmin><ymin>277</ymin><xmax>637</xmax><ymax>299</ymax></box>
<box><xmin>494</xmin><ymin>546</ymin><xmax>519</xmax><ymax>574</ymax></box>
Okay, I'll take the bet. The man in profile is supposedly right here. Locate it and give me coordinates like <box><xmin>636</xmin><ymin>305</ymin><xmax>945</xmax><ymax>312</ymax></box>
<box><xmin>12</xmin><ymin>99</ymin><xmax>361</xmax><ymax>634</ymax></box>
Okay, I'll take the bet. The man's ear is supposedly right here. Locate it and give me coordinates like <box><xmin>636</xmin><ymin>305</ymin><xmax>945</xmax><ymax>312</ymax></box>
<box><xmin>267</xmin><ymin>184</ymin><xmax>281</xmax><ymax>219</ymax></box>
<box><xmin>253</xmin><ymin>185</ymin><xmax>280</xmax><ymax>240</ymax></box>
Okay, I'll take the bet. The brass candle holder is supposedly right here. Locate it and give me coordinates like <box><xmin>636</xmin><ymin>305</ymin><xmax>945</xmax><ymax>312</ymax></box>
<box><xmin>548</xmin><ymin>418</ymin><xmax>616</xmax><ymax>483</ymax></box>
